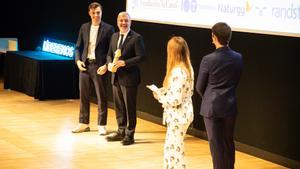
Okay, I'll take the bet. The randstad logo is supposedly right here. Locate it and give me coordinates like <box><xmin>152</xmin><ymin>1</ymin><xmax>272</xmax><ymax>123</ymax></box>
<box><xmin>272</xmin><ymin>3</ymin><xmax>300</xmax><ymax>20</ymax></box>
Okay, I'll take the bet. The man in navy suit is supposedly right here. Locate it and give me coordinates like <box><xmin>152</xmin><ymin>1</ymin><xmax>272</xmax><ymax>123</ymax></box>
<box><xmin>72</xmin><ymin>2</ymin><xmax>114</xmax><ymax>135</ymax></box>
<box><xmin>196</xmin><ymin>22</ymin><xmax>243</xmax><ymax>169</ymax></box>
<box><xmin>98</xmin><ymin>11</ymin><xmax>146</xmax><ymax>145</ymax></box>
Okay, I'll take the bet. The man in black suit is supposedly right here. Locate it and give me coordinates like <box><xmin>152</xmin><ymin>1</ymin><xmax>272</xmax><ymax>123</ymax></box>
<box><xmin>98</xmin><ymin>12</ymin><xmax>146</xmax><ymax>145</ymax></box>
<box><xmin>196</xmin><ymin>22</ymin><xmax>243</xmax><ymax>169</ymax></box>
<box><xmin>72</xmin><ymin>2</ymin><xmax>114</xmax><ymax>135</ymax></box>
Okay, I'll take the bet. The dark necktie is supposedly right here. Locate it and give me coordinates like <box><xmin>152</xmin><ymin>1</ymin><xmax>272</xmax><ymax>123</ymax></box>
<box><xmin>118</xmin><ymin>34</ymin><xmax>124</xmax><ymax>49</ymax></box>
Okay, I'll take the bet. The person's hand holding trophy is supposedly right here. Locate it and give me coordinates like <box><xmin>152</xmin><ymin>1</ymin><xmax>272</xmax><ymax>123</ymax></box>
<box><xmin>108</xmin><ymin>49</ymin><xmax>125</xmax><ymax>72</ymax></box>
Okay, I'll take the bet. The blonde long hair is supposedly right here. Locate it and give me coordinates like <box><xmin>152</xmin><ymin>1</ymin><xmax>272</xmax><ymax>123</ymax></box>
<box><xmin>163</xmin><ymin>36</ymin><xmax>193</xmax><ymax>87</ymax></box>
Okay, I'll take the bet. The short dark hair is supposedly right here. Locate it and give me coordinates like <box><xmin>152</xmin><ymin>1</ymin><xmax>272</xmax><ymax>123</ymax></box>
<box><xmin>212</xmin><ymin>22</ymin><xmax>232</xmax><ymax>45</ymax></box>
<box><xmin>88</xmin><ymin>2</ymin><xmax>102</xmax><ymax>11</ymax></box>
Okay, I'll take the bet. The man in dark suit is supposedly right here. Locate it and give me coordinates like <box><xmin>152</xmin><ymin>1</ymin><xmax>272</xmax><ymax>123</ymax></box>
<box><xmin>72</xmin><ymin>2</ymin><xmax>114</xmax><ymax>135</ymax></box>
<box><xmin>98</xmin><ymin>12</ymin><xmax>146</xmax><ymax>145</ymax></box>
<box><xmin>196</xmin><ymin>22</ymin><xmax>243</xmax><ymax>169</ymax></box>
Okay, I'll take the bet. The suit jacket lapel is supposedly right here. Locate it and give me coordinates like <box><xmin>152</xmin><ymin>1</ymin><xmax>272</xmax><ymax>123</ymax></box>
<box><xmin>114</xmin><ymin>34</ymin><xmax>120</xmax><ymax>51</ymax></box>
<box><xmin>86</xmin><ymin>22</ymin><xmax>91</xmax><ymax>45</ymax></box>
<box><xmin>95</xmin><ymin>22</ymin><xmax>104</xmax><ymax>47</ymax></box>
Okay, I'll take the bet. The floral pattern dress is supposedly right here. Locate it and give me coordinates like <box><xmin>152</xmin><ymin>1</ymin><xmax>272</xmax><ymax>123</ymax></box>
<box><xmin>156</xmin><ymin>66</ymin><xmax>194</xmax><ymax>169</ymax></box>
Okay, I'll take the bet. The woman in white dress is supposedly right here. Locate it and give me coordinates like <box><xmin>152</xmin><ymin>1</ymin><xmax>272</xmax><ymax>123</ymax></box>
<box><xmin>152</xmin><ymin>36</ymin><xmax>194</xmax><ymax>169</ymax></box>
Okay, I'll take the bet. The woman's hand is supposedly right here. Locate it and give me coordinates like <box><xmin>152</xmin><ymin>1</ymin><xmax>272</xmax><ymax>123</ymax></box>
<box><xmin>152</xmin><ymin>91</ymin><xmax>159</xmax><ymax>100</ymax></box>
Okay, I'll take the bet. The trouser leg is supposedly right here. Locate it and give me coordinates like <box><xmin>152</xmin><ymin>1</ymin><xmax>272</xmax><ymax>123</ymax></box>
<box><xmin>223</xmin><ymin>116</ymin><xmax>236</xmax><ymax>169</ymax></box>
<box><xmin>204</xmin><ymin>117</ymin><xmax>225</xmax><ymax>169</ymax></box>
<box><xmin>89</xmin><ymin>64</ymin><xmax>108</xmax><ymax>126</ymax></box>
<box><xmin>79</xmin><ymin>71</ymin><xmax>91</xmax><ymax>124</ymax></box>
<box><xmin>164</xmin><ymin>121</ymin><xmax>189</xmax><ymax>169</ymax></box>
<box><xmin>120</xmin><ymin>85</ymin><xmax>137</xmax><ymax>138</ymax></box>
<box><xmin>112</xmin><ymin>83</ymin><xmax>126</xmax><ymax>134</ymax></box>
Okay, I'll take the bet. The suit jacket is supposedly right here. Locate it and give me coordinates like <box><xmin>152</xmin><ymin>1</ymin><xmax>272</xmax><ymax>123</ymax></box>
<box><xmin>196</xmin><ymin>46</ymin><xmax>243</xmax><ymax>118</ymax></box>
<box><xmin>75</xmin><ymin>21</ymin><xmax>114</xmax><ymax>66</ymax></box>
<box><xmin>107</xmin><ymin>30</ymin><xmax>146</xmax><ymax>86</ymax></box>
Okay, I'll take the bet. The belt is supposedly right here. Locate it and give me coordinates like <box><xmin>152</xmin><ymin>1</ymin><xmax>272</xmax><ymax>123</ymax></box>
<box><xmin>87</xmin><ymin>59</ymin><xmax>96</xmax><ymax>63</ymax></box>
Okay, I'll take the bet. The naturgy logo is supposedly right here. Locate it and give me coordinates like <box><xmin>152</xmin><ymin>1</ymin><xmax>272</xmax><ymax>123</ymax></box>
<box><xmin>218</xmin><ymin>2</ymin><xmax>246</xmax><ymax>16</ymax></box>
<box><xmin>217</xmin><ymin>1</ymin><xmax>254</xmax><ymax>16</ymax></box>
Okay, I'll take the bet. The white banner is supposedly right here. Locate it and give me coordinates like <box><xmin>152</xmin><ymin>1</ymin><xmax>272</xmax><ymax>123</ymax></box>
<box><xmin>127</xmin><ymin>0</ymin><xmax>300</xmax><ymax>37</ymax></box>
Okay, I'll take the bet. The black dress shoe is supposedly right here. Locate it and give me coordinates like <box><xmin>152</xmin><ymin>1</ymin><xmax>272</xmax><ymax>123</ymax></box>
<box><xmin>122</xmin><ymin>135</ymin><xmax>134</xmax><ymax>145</ymax></box>
<box><xmin>106</xmin><ymin>132</ymin><xmax>124</xmax><ymax>141</ymax></box>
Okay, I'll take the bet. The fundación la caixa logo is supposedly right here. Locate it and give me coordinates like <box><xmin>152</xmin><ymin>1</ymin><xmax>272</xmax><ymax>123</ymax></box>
<box><xmin>132</xmin><ymin>0</ymin><xmax>179</xmax><ymax>9</ymax></box>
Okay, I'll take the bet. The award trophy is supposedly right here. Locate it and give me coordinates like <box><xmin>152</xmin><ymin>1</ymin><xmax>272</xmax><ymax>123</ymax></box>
<box><xmin>110</xmin><ymin>49</ymin><xmax>121</xmax><ymax>72</ymax></box>
<box><xmin>113</xmin><ymin>49</ymin><xmax>121</xmax><ymax>63</ymax></box>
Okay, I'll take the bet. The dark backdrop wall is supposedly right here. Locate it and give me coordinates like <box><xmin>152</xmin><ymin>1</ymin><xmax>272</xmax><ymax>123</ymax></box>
<box><xmin>1</xmin><ymin>1</ymin><xmax>299</xmax><ymax>167</ymax></box>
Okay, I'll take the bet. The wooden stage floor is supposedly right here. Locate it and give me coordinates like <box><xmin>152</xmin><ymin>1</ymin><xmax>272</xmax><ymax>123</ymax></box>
<box><xmin>0</xmin><ymin>81</ymin><xmax>287</xmax><ymax>169</ymax></box>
